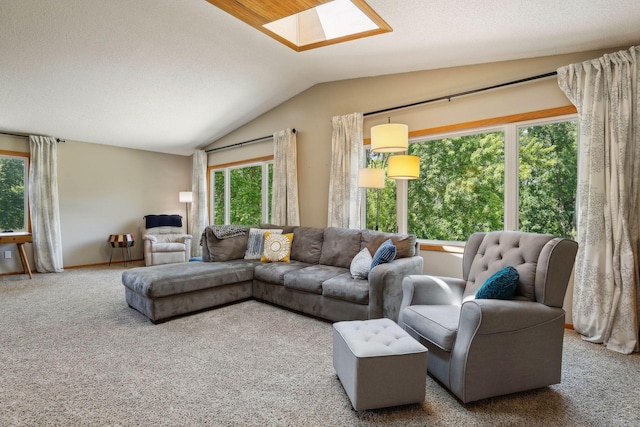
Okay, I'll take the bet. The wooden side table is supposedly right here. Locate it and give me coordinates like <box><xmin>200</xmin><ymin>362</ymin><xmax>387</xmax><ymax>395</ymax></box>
<box><xmin>0</xmin><ymin>232</ymin><xmax>33</xmax><ymax>279</ymax></box>
<box><xmin>108</xmin><ymin>234</ymin><xmax>135</xmax><ymax>267</ymax></box>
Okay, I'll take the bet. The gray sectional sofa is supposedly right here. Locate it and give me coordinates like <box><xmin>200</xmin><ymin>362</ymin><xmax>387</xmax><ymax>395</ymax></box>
<box><xmin>122</xmin><ymin>225</ymin><xmax>423</xmax><ymax>323</ymax></box>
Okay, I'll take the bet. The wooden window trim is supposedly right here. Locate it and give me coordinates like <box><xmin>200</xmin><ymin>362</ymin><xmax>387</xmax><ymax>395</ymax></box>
<box><xmin>0</xmin><ymin>149</ymin><xmax>29</xmax><ymax>158</ymax></box>
<box><xmin>207</xmin><ymin>155</ymin><xmax>275</xmax><ymax>225</ymax></box>
<box><xmin>364</xmin><ymin>106</ymin><xmax>577</xmax><ymax>145</ymax></box>
<box><xmin>419</xmin><ymin>243</ymin><xmax>465</xmax><ymax>254</ymax></box>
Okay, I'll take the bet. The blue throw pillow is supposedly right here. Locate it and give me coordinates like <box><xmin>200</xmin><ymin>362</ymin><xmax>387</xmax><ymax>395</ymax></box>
<box><xmin>370</xmin><ymin>239</ymin><xmax>397</xmax><ymax>270</ymax></box>
<box><xmin>475</xmin><ymin>266</ymin><xmax>519</xmax><ymax>299</ymax></box>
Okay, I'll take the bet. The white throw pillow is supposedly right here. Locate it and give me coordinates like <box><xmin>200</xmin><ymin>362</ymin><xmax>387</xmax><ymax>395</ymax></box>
<box><xmin>350</xmin><ymin>247</ymin><xmax>372</xmax><ymax>279</ymax></box>
<box><xmin>244</xmin><ymin>228</ymin><xmax>282</xmax><ymax>260</ymax></box>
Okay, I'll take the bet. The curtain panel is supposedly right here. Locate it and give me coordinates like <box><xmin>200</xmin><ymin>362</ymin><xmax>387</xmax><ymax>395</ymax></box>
<box><xmin>28</xmin><ymin>135</ymin><xmax>64</xmax><ymax>273</ymax></box>
<box><xmin>558</xmin><ymin>45</ymin><xmax>640</xmax><ymax>354</ymax></box>
<box><xmin>327</xmin><ymin>113</ymin><xmax>364</xmax><ymax>229</ymax></box>
<box><xmin>191</xmin><ymin>150</ymin><xmax>208</xmax><ymax>257</ymax></box>
<box><xmin>272</xmin><ymin>128</ymin><xmax>300</xmax><ymax>226</ymax></box>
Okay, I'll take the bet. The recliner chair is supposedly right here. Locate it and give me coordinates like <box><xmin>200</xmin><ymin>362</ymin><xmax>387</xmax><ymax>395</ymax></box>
<box><xmin>399</xmin><ymin>230</ymin><xmax>578</xmax><ymax>403</ymax></box>
<box><xmin>142</xmin><ymin>214</ymin><xmax>192</xmax><ymax>266</ymax></box>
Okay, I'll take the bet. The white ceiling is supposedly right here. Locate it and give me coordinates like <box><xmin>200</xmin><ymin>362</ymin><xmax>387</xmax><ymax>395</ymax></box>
<box><xmin>1</xmin><ymin>0</ymin><xmax>639</xmax><ymax>156</ymax></box>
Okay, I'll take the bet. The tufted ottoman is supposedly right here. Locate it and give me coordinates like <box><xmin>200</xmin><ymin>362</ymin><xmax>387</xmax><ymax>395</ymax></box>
<box><xmin>332</xmin><ymin>318</ymin><xmax>428</xmax><ymax>411</ymax></box>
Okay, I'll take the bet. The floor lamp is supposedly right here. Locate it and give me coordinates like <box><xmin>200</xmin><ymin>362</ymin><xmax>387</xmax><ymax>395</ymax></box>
<box><xmin>179</xmin><ymin>191</ymin><xmax>193</xmax><ymax>234</ymax></box>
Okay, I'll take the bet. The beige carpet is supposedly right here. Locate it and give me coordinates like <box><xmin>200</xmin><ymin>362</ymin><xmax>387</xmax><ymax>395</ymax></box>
<box><xmin>1</xmin><ymin>264</ymin><xmax>639</xmax><ymax>426</ymax></box>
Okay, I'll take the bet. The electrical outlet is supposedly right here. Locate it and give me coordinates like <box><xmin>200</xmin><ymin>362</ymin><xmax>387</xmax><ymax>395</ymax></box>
<box><xmin>4</xmin><ymin>251</ymin><xmax>11</xmax><ymax>259</ymax></box>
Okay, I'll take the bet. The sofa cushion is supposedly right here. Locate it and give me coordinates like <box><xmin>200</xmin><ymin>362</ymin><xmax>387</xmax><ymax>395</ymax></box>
<box><xmin>361</xmin><ymin>229</ymin><xmax>416</xmax><ymax>259</ymax></box>
<box><xmin>319</xmin><ymin>227</ymin><xmax>362</xmax><ymax>269</ymax></box>
<box><xmin>245</xmin><ymin>227</ymin><xmax>281</xmax><ymax>260</ymax></box>
<box><xmin>261</xmin><ymin>232</ymin><xmax>294</xmax><ymax>262</ymax></box>
<box><xmin>322</xmin><ymin>273</ymin><xmax>369</xmax><ymax>305</ymax></box>
<box><xmin>290</xmin><ymin>226</ymin><xmax>324</xmax><ymax>264</ymax></box>
<box><xmin>254</xmin><ymin>260</ymin><xmax>310</xmax><ymax>285</ymax></box>
<box><xmin>202</xmin><ymin>227</ymin><xmax>249</xmax><ymax>262</ymax></box>
<box><xmin>402</xmin><ymin>305</ymin><xmax>460</xmax><ymax>352</ymax></box>
<box><xmin>152</xmin><ymin>242</ymin><xmax>186</xmax><ymax>253</ymax></box>
<box><xmin>284</xmin><ymin>265</ymin><xmax>347</xmax><ymax>294</ymax></box>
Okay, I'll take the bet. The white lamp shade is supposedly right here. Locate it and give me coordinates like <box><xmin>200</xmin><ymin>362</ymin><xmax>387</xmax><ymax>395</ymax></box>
<box><xmin>387</xmin><ymin>155</ymin><xmax>420</xmax><ymax>180</ymax></box>
<box><xmin>179</xmin><ymin>191</ymin><xmax>193</xmax><ymax>203</ymax></box>
<box><xmin>358</xmin><ymin>168</ymin><xmax>385</xmax><ymax>189</ymax></box>
<box><xmin>371</xmin><ymin>123</ymin><xmax>408</xmax><ymax>153</ymax></box>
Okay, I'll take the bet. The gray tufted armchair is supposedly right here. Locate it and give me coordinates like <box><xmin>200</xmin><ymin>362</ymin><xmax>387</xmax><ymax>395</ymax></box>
<box><xmin>399</xmin><ymin>230</ymin><xmax>578</xmax><ymax>403</ymax></box>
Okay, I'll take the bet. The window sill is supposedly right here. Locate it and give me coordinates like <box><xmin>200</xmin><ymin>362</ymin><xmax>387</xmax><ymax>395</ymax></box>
<box><xmin>418</xmin><ymin>239</ymin><xmax>465</xmax><ymax>254</ymax></box>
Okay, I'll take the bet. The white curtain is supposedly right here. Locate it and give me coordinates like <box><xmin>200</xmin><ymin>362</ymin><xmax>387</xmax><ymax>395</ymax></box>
<box><xmin>327</xmin><ymin>113</ymin><xmax>364</xmax><ymax>229</ymax></box>
<box><xmin>558</xmin><ymin>45</ymin><xmax>640</xmax><ymax>354</ymax></box>
<box><xmin>29</xmin><ymin>135</ymin><xmax>64</xmax><ymax>273</ymax></box>
<box><xmin>272</xmin><ymin>129</ymin><xmax>300</xmax><ymax>226</ymax></box>
<box><xmin>190</xmin><ymin>150</ymin><xmax>208</xmax><ymax>257</ymax></box>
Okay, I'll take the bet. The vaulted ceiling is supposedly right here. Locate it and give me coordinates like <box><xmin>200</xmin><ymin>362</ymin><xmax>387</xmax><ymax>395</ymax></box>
<box><xmin>1</xmin><ymin>0</ymin><xmax>639</xmax><ymax>155</ymax></box>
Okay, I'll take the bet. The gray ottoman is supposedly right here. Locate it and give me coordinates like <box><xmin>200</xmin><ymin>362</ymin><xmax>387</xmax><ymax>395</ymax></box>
<box><xmin>332</xmin><ymin>318</ymin><xmax>428</xmax><ymax>411</ymax></box>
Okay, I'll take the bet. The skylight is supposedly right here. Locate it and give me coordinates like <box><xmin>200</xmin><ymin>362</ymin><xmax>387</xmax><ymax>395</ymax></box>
<box><xmin>206</xmin><ymin>0</ymin><xmax>391</xmax><ymax>52</ymax></box>
<box><xmin>263</xmin><ymin>0</ymin><xmax>380</xmax><ymax>48</ymax></box>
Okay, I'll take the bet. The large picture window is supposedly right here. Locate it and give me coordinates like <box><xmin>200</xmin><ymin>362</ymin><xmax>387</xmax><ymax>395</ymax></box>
<box><xmin>0</xmin><ymin>153</ymin><xmax>28</xmax><ymax>232</ymax></box>
<box><xmin>209</xmin><ymin>159</ymin><xmax>273</xmax><ymax>226</ymax></box>
<box><xmin>364</xmin><ymin>115</ymin><xmax>577</xmax><ymax>242</ymax></box>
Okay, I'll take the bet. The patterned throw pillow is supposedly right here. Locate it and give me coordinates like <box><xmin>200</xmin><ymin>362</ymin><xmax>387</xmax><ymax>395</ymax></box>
<box><xmin>475</xmin><ymin>266</ymin><xmax>519</xmax><ymax>299</ymax></box>
<box><xmin>350</xmin><ymin>247</ymin><xmax>373</xmax><ymax>279</ymax></box>
<box><xmin>244</xmin><ymin>228</ymin><xmax>282</xmax><ymax>260</ymax></box>
<box><xmin>370</xmin><ymin>239</ymin><xmax>397</xmax><ymax>270</ymax></box>
<box><xmin>261</xmin><ymin>232</ymin><xmax>294</xmax><ymax>262</ymax></box>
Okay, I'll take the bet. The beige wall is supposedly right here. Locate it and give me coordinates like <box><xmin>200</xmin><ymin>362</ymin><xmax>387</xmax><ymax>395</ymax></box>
<box><xmin>205</xmin><ymin>48</ymin><xmax>619</xmax><ymax>228</ymax></box>
<box><xmin>0</xmin><ymin>135</ymin><xmax>191</xmax><ymax>274</ymax></box>
<box><xmin>204</xmin><ymin>47</ymin><xmax>626</xmax><ymax>322</ymax></box>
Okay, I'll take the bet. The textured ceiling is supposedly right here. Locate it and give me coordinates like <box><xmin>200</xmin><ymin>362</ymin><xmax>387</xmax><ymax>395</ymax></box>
<box><xmin>1</xmin><ymin>0</ymin><xmax>640</xmax><ymax>155</ymax></box>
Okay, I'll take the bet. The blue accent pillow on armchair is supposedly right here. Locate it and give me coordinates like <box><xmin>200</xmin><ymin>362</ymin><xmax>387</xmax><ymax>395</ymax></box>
<box><xmin>370</xmin><ymin>239</ymin><xmax>397</xmax><ymax>270</ymax></box>
<box><xmin>475</xmin><ymin>266</ymin><xmax>519</xmax><ymax>299</ymax></box>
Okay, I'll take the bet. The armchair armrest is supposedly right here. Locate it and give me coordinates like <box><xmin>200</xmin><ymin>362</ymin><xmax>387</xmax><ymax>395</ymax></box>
<box><xmin>175</xmin><ymin>234</ymin><xmax>192</xmax><ymax>244</ymax></box>
<box><xmin>458</xmin><ymin>299</ymin><xmax>565</xmax><ymax>336</ymax></box>
<box><xmin>402</xmin><ymin>275</ymin><xmax>465</xmax><ymax>306</ymax></box>
<box><xmin>368</xmin><ymin>256</ymin><xmax>424</xmax><ymax>322</ymax></box>
<box><xmin>143</xmin><ymin>234</ymin><xmax>157</xmax><ymax>242</ymax></box>
<box><xmin>398</xmin><ymin>275</ymin><xmax>465</xmax><ymax>325</ymax></box>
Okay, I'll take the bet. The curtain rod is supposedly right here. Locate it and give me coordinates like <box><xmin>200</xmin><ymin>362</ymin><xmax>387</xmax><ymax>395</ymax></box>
<box><xmin>0</xmin><ymin>131</ymin><xmax>66</xmax><ymax>143</ymax></box>
<box><xmin>205</xmin><ymin>128</ymin><xmax>296</xmax><ymax>153</ymax></box>
<box><xmin>363</xmin><ymin>71</ymin><xmax>558</xmax><ymax>117</ymax></box>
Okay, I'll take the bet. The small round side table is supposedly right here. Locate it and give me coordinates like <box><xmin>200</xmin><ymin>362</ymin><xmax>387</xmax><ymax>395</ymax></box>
<box><xmin>108</xmin><ymin>234</ymin><xmax>135</xmax><ymax>267</ymax></box>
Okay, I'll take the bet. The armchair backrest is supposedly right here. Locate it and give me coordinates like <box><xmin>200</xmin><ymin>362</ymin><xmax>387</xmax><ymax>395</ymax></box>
<box><xmin>462</xmin><ymin>231</ymin><xmax>578</xmax><ymax>307</ymax></box>
<box><xmin>143</xmin><ymin>214</ymin><xmax>184</xmax><ymax>235</ymax></box>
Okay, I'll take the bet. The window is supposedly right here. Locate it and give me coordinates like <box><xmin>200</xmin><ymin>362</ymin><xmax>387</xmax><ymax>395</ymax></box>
<box><xmin>209</xmin><ymin>160</ymin><xmax>273</xmax><ymax>226</ymax></box>
<box><xmin>364</xmin><ymin>115</ymin><xmax>577</xmax><ymax>242</ymax></box>
<box><xmin>407</xmin><ymin>130</ymin><xmax>505</xmax><ymax>241</ymax></box>
<box><xmin>518</xmin><ymin>120</ymin><xmax>577</xmax><ymax>238</ymax></box>
<box><xmin>0</xmin><ymin>153</ymin><xmax>28</xmax><ymax>232</ymax></box>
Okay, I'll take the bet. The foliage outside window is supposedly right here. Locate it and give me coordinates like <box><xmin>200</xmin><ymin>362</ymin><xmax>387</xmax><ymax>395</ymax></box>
<box><xmin>364</xmin><ymin>153</ymin><xmax>397</xmax><ymax>232</ymax></box>
<box><xmin>210</xmin><ymin>160</ymin><xmax>273</xmax><ymax>226</ymax></box>
<box><xmin>518</xmin><ymin>121</ymin><xmax>577</xmax><ymax>238</ymax></box>
<box><xmin>408</xmin><ymin>131</ymin><xmax>505</xmax><ymax>241</ymax></box>
<box><xmin>0</xmin><ymin>154</ymin><xmax>28</xmax><ymax>232</ymax></box>
<box><xmin>364</xmin><ymin>117</ymin><xmax>577</xmax><ymax>241</ymax></box>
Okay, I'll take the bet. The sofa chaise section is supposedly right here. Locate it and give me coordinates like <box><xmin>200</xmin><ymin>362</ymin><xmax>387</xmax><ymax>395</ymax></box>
<box><xmin>122</xmin><ymin>260</ymin><xmax>257</xmax><ymax>323</ymax></box>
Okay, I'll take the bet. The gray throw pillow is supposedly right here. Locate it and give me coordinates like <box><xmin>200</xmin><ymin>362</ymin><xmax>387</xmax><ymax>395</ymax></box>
<box><xmin>244</xmin><ymin>228</ymin><xmax>282</xmax><ymax>260</ymax></box>
<box><xmin>350</xmin><ymin>247</ymin><xmax>372</xmax><ymax>279</ymax></box>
